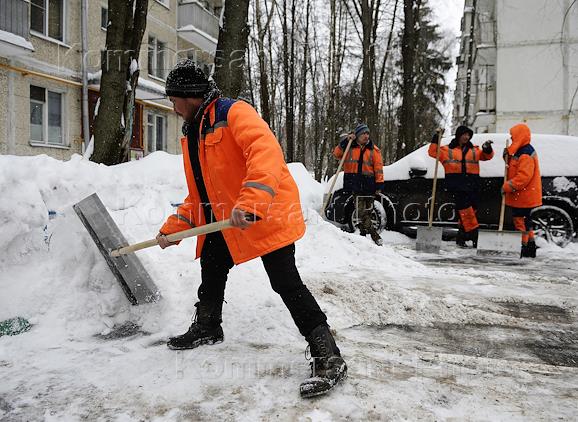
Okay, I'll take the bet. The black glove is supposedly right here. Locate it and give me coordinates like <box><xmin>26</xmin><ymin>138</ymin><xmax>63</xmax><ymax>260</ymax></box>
<box><xmin>431</xmin><ymin>132</ymin><xmax>439</xmax><ymax>144</ymax></box>
<box><xmin>502</xmin><ymin>147</ymin><xmax>509</xmax><ymax>161</ymax></box>
<box><xmin>482</xmin><ymin>140</ymin><xmax>493</xmax><ymax>154</ymax></box>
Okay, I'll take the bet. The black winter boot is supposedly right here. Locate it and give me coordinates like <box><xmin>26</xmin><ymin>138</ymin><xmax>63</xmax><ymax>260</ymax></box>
<box><xmin>469</xmin><ymin>228</ymin><xmax>479</xmax><ymax>248</ymax></box>
<box><xmin>527</xmin><ymin>240</ymin><xmax>537</xmax><ymax>258</ymax></box>
<box><xmin>456</xmin><ymin>228</ymin><xmax>467</xmax><ymax>247</ymax></box>
<box><xmin>167</xmin><ymin>301</ymin><xmax>224</xmax><ymax>350</ymax></box>
<box><xmin>370</xmin><ymin>230</ymin><xmax>383</xmax><ymax>246</ymax></box>
<box><xmin>300</xmin><ymin>325</ymin><xmax>347</xmax><ymax>398</ymax></box>
<box><xmin>522</xmin><ymin>240</ymin><xmax>537</xmax><ymax>258</ymax></box>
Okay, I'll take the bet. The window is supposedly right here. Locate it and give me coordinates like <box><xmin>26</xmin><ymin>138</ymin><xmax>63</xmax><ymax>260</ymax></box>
<box><xmin>148</xmin><ymin>36</ymin><xmax>167</xmax><ymax>80</ymax></box>
<box><xmin>30</xmin><ymin>85</ymin><xmax>64</xmax><ymax>146</ymax></box>
<box><xmin>31</xmin><ymin>0</ymin><xmax>65</xmax><ymax>41</ymax></box>
<box><xmin>147</xmin><ymin>113</ymin><xmax>166</xmax><ymax>153</ymax></box>
<box><xmin>155</xmin><ymin>0</ymin><xmax>169</xmax><ymax>8</ymax></box>
<box><xmin>101</xmin><ymin>7</ymin><xmax>108</xmax><ymax>30</ymax></box>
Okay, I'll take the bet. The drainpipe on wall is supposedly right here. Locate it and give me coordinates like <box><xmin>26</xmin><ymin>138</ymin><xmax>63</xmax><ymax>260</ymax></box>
<box><xmin>81</xmin><ymin>0</ymin><xmax>90</xmax><ymax>153</ymax></box>
<box><xmin>7</xmin><ymin>59</ymin><xmax>15</xmax><ymax>154</ymax></box>
<box><xmin>463</xmin><ymin>0</ymin><xmax>477</xmax><ymax>126</ymax></box>
<box><xmin>562</xmin><ymin>0</ymin><xmax>570</xmax><ymax>135</ymax></box>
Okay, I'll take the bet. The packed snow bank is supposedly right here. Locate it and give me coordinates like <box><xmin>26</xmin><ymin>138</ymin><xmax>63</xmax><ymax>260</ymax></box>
<box><xmin>0</xmin><ymin>153</ymin><xmax>426</xmax><ymax>338</ymax></box>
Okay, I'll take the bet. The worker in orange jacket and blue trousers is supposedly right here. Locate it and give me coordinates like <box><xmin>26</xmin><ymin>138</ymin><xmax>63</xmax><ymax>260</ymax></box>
<box><xmin>429</xmin><ymin>126</ymin><xmax>494</xmax><ymax>247</ymax></box>
<box><xmin>157</xmin><ymin>59</ymin><xmax>346</xmax><ymax>397</ymax></box>
<box><xmin>502</xmin><ymin>123</ymin><xmax>542</xmax><ymax>258</ymax></box>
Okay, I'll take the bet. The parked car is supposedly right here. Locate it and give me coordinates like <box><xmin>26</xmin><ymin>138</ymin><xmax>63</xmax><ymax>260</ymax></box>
<box><xmin>324</xmin><ymin>134</ymin><xmax>578</xmax><ymax>247</ymax></box>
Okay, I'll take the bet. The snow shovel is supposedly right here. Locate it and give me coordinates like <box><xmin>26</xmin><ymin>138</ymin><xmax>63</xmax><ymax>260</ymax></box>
<box><xmin>477</xmin><ymin>140</ymin><xmax>522</xmax><ymax>256</ymax></box>
<box><xmin>322</xmin><ymin>134</ymin><xmax>355</xmax><ymax>217</ymax></box>
<box><xmin>416</xmin><ymin>129</ymin><xmax>444</xmax><ymax>253</ymax></box>
<box><xmin>109</xmin><ymin>219</ymin><xmax>233</xmax><ymax>257</ymax></box>
<box><xmin>74</xmin><ymin>193</ymin><xmax>161</xmax><ymax>305</ymax></box>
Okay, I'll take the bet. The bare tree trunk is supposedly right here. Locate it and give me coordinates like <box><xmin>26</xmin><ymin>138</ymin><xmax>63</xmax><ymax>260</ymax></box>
<box><xmin>397</xmin><ymin>0</ymin><xmax>419</xmax><ymax>160</ymax></box>
<box><xmin>255</xmin><ymin>0</ymin><xmax>274</xmax><ymax>125</ymax></box>
<box><xmin>282</xmin><ymin>0</ymin><xmax>296</xmax><ymax>162</ymax></box>
<box><xmin>92</xmin><ymin>0</ymin><xmax>149</xmax><ymax>165</ymax></box>
<box><xmin>360</xmin><ymin>0</ymin><xmax>377</xmax><ymax>137</ymax></box>
<box><xmin>297</xmin><ymin>0</ymin><xmax>311</xmax><ymax>165</ymax></box>
<box><xmin>214</xmin><ymin>0</ymin><xmax>251</xmax><ymax>98</ymax></box>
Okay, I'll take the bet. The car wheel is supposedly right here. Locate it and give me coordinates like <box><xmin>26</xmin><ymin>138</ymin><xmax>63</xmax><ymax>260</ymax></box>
<box><xmin>531</xmin><ymin>205</ymin><xmax>574</xmax><ymax>247</ymax></box>
<box><xmin>348</xmin><ymin>199</ymin><xmax>387</xmax><ymax>233</ymax></box>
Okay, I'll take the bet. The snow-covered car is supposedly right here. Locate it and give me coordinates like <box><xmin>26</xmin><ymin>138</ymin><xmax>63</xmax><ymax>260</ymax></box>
<box><xmin>324</xmin><ymin>134</ymin><xmax>578</xmax><ymax>247</ymax></box>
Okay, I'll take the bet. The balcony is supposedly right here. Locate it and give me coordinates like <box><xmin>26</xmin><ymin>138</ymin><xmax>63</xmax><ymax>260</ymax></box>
<box><xmin>0</xmin><ymin>0</ymin><xmax>34</xmax><ymax>57</ymax></box>
<box><xmin>178</xmin><ymin>0</ymin><xmax>220</xmax><ymax>54</ymax></box>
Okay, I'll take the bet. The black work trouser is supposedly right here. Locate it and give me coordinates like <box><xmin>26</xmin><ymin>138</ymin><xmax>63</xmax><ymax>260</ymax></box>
<box><xmin>453</xmin><ymin>191</ymin><xmax>480</xmax><ymax>211</ymax></box>
<box><xmin>197</xmin><ymin>232</ymin><xmax>327</xmax><ymax>337</ymax></box>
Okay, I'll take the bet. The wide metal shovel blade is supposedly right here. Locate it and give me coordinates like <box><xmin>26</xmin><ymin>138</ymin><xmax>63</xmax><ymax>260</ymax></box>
<box><xmin>73</xmin><ymin>193</ymin><xmax>161</xmax><ymax>305</ymax></box>
<box><xmin>476</xmin><ymin>230</ymin><xmax>521</xmax><ymax>256</ymax></box>
<box><xmin>416</xmin><ymin>226</ymin><xmax>443</xmax><ymax>253</ymax></box>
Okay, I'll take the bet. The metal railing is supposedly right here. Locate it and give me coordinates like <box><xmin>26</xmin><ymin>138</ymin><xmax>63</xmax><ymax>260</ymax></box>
<box><xmin>0</xmin><ymin>0</ymin><xmax>29</xmax><ymax>39</ymax></box>
<box><xmin>178</xmin><ymin>0</ymin><xmax>219</xmax><ymax>40</ymax></box>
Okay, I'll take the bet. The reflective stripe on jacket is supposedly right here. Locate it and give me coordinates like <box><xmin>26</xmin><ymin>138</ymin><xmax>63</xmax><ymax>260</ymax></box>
<box><xmin>333</xmin><ymin>140</ymin><xmax>384</xmax><ymax>193</ymax></box>
<box><xmin>160</xmin><ymin>97</ymin><xmax>305</xmax><ymax>264</ymax></box>
<box><xmin>428</xmin><ymin>140</ymin><xmax>493</xmax><ymax>192</ymax></box>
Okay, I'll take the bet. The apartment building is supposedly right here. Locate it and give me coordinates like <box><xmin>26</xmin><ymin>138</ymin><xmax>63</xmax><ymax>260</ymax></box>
<box><xmin>0</xmin><ymin>0</ymin><xmax>222</xmax><ymax>160</ymax></box>
<box><xmin>453</xmin><ymin>0</ymin><xmax>578</xmax><ymax>136</ymax></box>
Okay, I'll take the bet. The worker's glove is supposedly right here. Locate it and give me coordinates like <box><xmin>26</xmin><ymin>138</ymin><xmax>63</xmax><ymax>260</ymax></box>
<box><xmin>482</xmin><ymin>140</ymin><xmax>493</xmax><ymax>154</ymax></box>
<box><xmin>156</xmin><ymin>232</ymin><xmax>178</xmax><ymax>249</ymax></box>
<box><xmin>431</xmin><ymin>132</ymin><xmax>439</xmax><ymax>144</ymax></box>
<box><xmin>502</xmin><ymin>147</ymin><xmax>509</xmax><ymax>161</ymax></box>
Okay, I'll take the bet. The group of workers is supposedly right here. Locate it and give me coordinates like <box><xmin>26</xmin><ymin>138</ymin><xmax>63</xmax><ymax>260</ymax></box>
<box><xmin>334</xmin><ymin>123</ymin><xmax>543</xmax><ymax>258</ymax></box>
<box><xmin>153</xmin><ymin>59</ymin><xmax>543</xmax><ymax>401</ymax></box>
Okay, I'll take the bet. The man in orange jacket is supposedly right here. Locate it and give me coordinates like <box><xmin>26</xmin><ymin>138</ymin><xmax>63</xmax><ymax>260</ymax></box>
<box><xmin>157</xmin><ymin>60</ymin><xmax>346</xmax><ymax>397</ymax></box>
<box><xmin>502</xmin><ymin>123</ymin><xmax>542</xmax><ymax>258</ymax></box>
<box><xmin>429</xmin><ymin>126</ymin><xmax>494</xmax><ymax>247</ymax></box>
<box><xmin>333</xmin><ymin>124</ymin><xmax>384</xmax><ymax>245</ymax></box>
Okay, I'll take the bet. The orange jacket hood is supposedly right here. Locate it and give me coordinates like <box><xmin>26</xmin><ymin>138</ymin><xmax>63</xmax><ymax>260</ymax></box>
<box><xmin>508</xmin><ymin>124</ymin><xmax>531</xmax><ymax>155</ymax></box>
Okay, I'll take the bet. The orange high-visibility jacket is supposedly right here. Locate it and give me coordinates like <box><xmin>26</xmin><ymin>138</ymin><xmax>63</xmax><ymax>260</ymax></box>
<box><xmin>333</xmin><ymin>140</ymin><xmax>384</xmax><ymax>193</ymax></box>
<box><xmin>428</xmin><ymin>140</ymin><xmax>493</xmax><ymax>191</ymax></box>
<box><xmin>503</xmin><ymin>124</ymin><xmax>542</xmax><ymax>208</ymax></box>
<box><xmin>160</xmin><ymin>98</ymin><xmax>305</xmax><ymax>264</ymax></box>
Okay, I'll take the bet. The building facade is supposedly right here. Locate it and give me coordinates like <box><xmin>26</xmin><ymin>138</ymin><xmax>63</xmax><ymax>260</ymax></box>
<box><xmin>0</xmin><ymin>0</ymin><xmax>222</xmax><ymax>159</ymax></box>
<box><xmin>453</xmin><ymin>0</ymin><xmax>578</xmax><ymax>136</ymax></box>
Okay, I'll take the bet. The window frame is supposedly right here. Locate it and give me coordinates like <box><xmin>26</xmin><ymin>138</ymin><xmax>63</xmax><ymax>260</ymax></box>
<box><xmin>29</xmin><ymin>85</ymin><xmax>66</xmax><ymax>147</ymax></box>
<box><xmin>146</xmin><ymin>111</ymin><xmax>167</xmax><ymax>154</ymax></box>
<box><xmin>100</xmin><ymin>6</ymin><xmax>108</xmax><ymax>31</ymax></box>
<box><xmin>147</xmin><ymin>35</ymin><xmax>167</xmax><ymax>81</ymax></box>
<box><xmin>30</xmin><ymin>0</ymin><xmax>67</xmax><ymax>43</ymax></box>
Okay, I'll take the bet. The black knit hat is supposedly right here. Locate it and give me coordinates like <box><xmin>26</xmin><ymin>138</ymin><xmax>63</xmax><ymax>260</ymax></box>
<box><xmin>455</xmin><ymin>125</ymin><xmax>474</xmax><ymax>139</ymax></box>
<box><xmin>165</xmin><ymin>59</ymin><xmax>210</xmax><ymax>98</ymax></box>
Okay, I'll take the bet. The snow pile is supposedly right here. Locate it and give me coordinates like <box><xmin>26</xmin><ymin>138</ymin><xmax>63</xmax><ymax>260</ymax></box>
<box><xmin>1</xmin><ymin>153</ymin><xmax>576</xmax><ymax>420</ymax></box>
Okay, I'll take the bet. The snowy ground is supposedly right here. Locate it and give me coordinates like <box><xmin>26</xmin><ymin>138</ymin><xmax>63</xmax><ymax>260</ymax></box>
<box><xmin>1</xmin><ymin>153</ymin><xmax>577</xmax><ymax>421</ymax></box>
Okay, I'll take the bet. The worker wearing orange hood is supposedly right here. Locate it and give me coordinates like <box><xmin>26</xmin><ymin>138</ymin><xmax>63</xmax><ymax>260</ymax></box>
<box><xmin>502</xmin><ymin>124</ymin><xmax>543</xmax><ymax>257</ymax></box>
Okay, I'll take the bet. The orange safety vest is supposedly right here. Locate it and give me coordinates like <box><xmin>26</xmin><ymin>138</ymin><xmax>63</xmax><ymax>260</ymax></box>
<box><xmin>160</xmin><ymin>98</ymin><xmax>305</xmax><ymax>264</ymax></box>
<box><xmin>333</xmin><ymin>141</ymin><xmax>384</xmax><ymax>193</ymax></box>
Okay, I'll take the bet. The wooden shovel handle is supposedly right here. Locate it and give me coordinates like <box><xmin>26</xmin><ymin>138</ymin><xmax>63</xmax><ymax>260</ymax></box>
<box><xmin>322</xmin><ymin>135</ymin><xmax>356</xmax><ymax>215</ymax></box>
<box><xmin>498</xmin><ymin>139</ymin><xmax>510</xmax><ymax>232</ymax></box>
<box><xmin>110</xmin><ymin>219</ymin><xmax>233</xmax><ymax>257</ymax></box>
<box><xmin>428</xmin><ymin>128</ymin><xmax>444</xmax><ymax>227</ymax></box>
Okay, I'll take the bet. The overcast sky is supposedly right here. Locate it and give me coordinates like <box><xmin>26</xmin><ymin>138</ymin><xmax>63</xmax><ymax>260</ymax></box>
<box><xmin>428</xmin><ymin>0</ymin><xmax>466</xmax><ymax>129</ymax></box>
